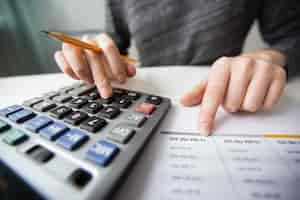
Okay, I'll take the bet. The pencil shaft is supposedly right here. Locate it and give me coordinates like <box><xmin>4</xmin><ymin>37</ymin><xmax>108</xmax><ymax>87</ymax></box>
<box><xmin>44</xmin><ymin>31</ymin><xmax>136</xmax><ymax>64</ymax></box>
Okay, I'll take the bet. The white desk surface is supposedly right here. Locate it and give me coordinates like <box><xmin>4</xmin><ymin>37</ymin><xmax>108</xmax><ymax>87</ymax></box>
<box><xmin>1</xmin><ymin>66</ymin><xmax>300</xmax><ymax>200</ymax></box>
<box><xmin>1</xmin><ymin>66</ymin><xmax>300</xmax><ymax>105</ymax></box>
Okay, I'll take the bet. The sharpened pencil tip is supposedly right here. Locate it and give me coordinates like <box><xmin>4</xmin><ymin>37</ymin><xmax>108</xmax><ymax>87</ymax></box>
<box><xmin>40</xmin><ymin>30</ymin><xmax>50</xmax><ymax>35</ymax></box>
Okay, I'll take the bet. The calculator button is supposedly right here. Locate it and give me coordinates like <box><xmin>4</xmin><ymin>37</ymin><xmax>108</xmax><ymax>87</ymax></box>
<box><xmin>96</xmin><ymin>97</ymin><xmax>114</xmax><ymax>104</ymax></box>
<box><xmin>64</xmin><ymin>111</ymin><xmax>88</xmax><ymax>125</ymax></box>
<box><xmin>57</xmin><ymin>129</ymin><xmax>89</xmax><ymax>150</ymax></box>
<box><xmin>26</xmin><ymin>145</ymin><xmax>54</xmax><ymax>163</ymax></box>
<box><xmin>98</xmin><ymin>106</ymin><xmax>121</xmax><ymax>119</ymax></box>
<box><xmin>114</xmin><ymin>96</ymin><xmax>132</xmax><ymax>108</ymax></box>
<box><xmin>135</xmin><ymin>102</ymin><xmax>156</xmax><ymax>115</ymax></box>
<box><xmin>33</xmin><ymin>101</ymin><xmax>56</xmax><ymax>112</ymax></box>
<box><xmin>68</xmin><ymin>168</ymin><xmax>92</xmax><ymax>188</ymax></box>
<box><xmin>59</xmin><ymin>86</ymin><xmax>74</xmax><ymax>93</ymax></box>
<box><xmin>86</xmin><ymin>140</ymin><xmax>119</xmax><ymax>167</ymax></box>
<box><xmin>69</xmin><ymin>98</ymin><xmax>88</xmax><ymax>109</ymax></box>
<box><xmin>23</xmin><ymin>97</ymin><xmax>43</xmax><ymax>107</ymax></box>
<box><xmin>124</xmin><ymin>113</ymin><xmax>146</xmax><ymax>127</ymax></box>
<box><xmin>80</xmin><ymin>117</ymin><xmax>107</xmax><ymax>133</ymax></box>
<box><xmin>43</xmin><ymin>91</ymin><xmax>60</xmax><ymax>99</ymax></box>
<box><xmin>69</xmin><ymin>85</ymin><xmax>95</xmax><ymax>96</ymax></box>
<box><xmin>82</xmin><ymin>90</ymin><xmax>100</xmax><ymax>100</ymax></box>
<box><xmin>50</xmin><ymin>106</ymin><xmax>72</xmax><ymax>119</ymax></box>
<box><xmin>8</xmin><ymin>109</ymin><xmax>36</xmax><ymax>123</ymax></box>
<box><xmin>108</xmin><ymin>125</ymin><xmax>135</xmax><ymax>144</ymax></box>
<box><xmin>2</xmin><ymin>129</ymin><xmax>28</xmax><ymax>146</ymax></box>
<box><xmin>25</xmin><ymin>116</ymin><xmax>53</xmax><ymax>133</ymax></box>
<box><xmin>71</xmin><ymin>82</ymin><xmax>85</xmax><ymax>88</ymax></box>
<box><xmin>113</xmin><ymin>88</ymin><xmax>126</xmax><ymax>98</ymax></box>
<box><xmin>0</xmin><ymin>120</ymin><xmax>10</xmax><ymax>133</ymax></box>
<box><xmin>83</xmin><ymin>102</ymin><xmax>103</xmax><ymax>114</ymax></box>
<box><xmin>146</xmin><ymin>96</ymin><xmax>162</xmax><ymax>105</ymax></box>
<box><xmin>39</xmin><ymin>122</ymin><xmax>69</xmax><ymax>141</ymax></box>
<box><xmin>127</xmin><ymin>91</ymin><xmax>141</xmax><ymax>100</ymax></box>
<box><xmin>52</xmin><ymin>94</ymin><xmax>73</xmax><ymax>103</ymax></box>
<box><xmin>0</xmin><ymin>105</ymin><xmax>23</xmax><ymax>117</ymax></box>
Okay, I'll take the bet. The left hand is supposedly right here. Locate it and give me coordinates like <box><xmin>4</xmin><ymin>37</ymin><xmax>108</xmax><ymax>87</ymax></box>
<box><xmin>180</xmin><ymin>50</ymin><xmax>287</xmax><ymax>136</ymax></box>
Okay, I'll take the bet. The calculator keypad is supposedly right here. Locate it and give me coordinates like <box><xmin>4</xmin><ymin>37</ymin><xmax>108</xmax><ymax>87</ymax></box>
<box><xmin>0</xmin><ymin>82</ymin><xmax>170</xmax><ymax>195</ymax></box>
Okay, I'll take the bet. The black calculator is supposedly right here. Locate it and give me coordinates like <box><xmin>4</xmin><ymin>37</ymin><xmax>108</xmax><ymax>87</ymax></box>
<box><xmin>0</xmin><ymin>82</ymin><xmax>171</xmax><ymax>199</ymax></box>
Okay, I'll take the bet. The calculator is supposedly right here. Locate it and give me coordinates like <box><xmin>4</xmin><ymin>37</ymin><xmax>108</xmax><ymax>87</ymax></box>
<box><xmin>0</xmin><ymin>82</ymin><xmax>171</xmax><ymax>200</ymax></box>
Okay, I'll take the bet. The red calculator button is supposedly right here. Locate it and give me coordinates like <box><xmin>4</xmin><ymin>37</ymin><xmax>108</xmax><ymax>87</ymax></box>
<box><xmin>135</xmin><ymin>103</ymin><xmax>156</xmax><ymax>114</ymax></box>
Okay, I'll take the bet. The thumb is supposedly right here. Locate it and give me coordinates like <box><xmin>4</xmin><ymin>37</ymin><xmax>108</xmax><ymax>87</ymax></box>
<box><xmin>180</xmin><ymin>80</ymin><xmax>207</xmax><ymax>106</ymax></box>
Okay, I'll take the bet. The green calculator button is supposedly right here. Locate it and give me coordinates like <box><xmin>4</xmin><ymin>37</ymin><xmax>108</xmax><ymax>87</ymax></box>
<box><xmin>0</xmin><ymin>120</ymin><xmax>10</xmax><ymax>133</ymax></box>
<box><xmin>3</xmin><ymin>129</ymin><xmax>28</xmax><ymax>146</ymax></box>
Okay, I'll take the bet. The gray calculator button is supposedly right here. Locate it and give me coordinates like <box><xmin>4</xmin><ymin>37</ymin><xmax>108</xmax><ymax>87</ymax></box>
<box><xmin>68</xmin><ymin>85</ymin><xmax>95</xmax><ymax>96</ymax></box>
<box><xmin>23</xmin><ymin>97</ymin><xmax>43</xmax><ymax>107</ymax></box>
<box><xmin>108</xmin><ymin>125</ymin><xmax>135</xmax><ymax>144</ymax></box>
<box><xmin>53</xmin><ymin>94</ymin><xmax>72</xmax><ymax>103</ymax></box>
<box><xmin>124</xmin><ymin>113</ymin><xmax>146</xmax><ymax>127</ymax></box>
<box><xmin>33</xmin><ymin>101</ymin><xmax>56</xmax><ymax>112</ymax></box>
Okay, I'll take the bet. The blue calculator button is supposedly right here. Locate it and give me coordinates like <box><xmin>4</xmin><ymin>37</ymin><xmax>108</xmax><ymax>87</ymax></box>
<box><xmin>25</xmin><ymin>116</ymin><xmax>53</xmax><ymax>133</ymax></box>
<box><xmin>0</xmin><ymin>105</ymin><xmax>23</xmax><ymax>117</ymax></box>
<box><xmin>8</xmin><ymin>109</ymin><xmax>36</xmax><ymax>123</ymax></box>
<box><xmin>39</xmin><ymin>122</ymin><xmax>69</xmax><ymax>141</ymax></box>
<box><xmin>57</xmin><ymin>129</ymin><xmax>89</xmax><ymax>150</ymax></box>
<box><xmin>86</xmin><ymin>140</ymin><xmax>119</xmax><ymax>167</ymax></box>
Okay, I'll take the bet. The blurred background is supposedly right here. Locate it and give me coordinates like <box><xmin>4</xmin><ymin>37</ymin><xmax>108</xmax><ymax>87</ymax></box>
<box><xmin>0</xmin><ymin>0</ymin><xmax>265</xmax><ymax>77</ymax></box>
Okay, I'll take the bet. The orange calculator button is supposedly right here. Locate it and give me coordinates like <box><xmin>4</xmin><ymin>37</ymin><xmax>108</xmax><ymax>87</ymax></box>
<box><xmin>135</xmin><ymin>103</ymin><xmax>156</xmax><ymax>114</ymax></box>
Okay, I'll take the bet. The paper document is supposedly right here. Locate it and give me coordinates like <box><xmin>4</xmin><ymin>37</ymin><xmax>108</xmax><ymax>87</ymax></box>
<box><xmin>114</xmin><ymin>132</ymin><xmax>300</xmax><ymax>200</ymax></box>
<box><xmin>159</xmin><ymin>96</ymin><xmax>300</xmax><ymax>135</ymax></box>
<box><xmin>113</xmin><ymin>97</ymin><xmax>300</xmax><ymax>200</ymax></box>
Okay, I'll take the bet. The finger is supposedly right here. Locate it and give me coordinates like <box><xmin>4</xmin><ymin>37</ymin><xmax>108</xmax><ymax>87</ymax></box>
<box><xmin>83</xmin><ymin>46</ymin><xmax>113</xmax><ymax>98</ymax></box>
<box><xmin>199</xmin><ymin>57</ymin><xmax>231</xmax><ymax>136</ymax></box>
<box><xmin>54</xmin><ymin>51</ymin><xmax>79</xmax><ymax>80</ymax></box>
<box><xmin>62</xmin><ymin>43</ymin><xmax>94</xmax><ymax>84</ymax></box>
<box><xmin>242</xmin><ymin>60</ymin><xmax>273</xmax><ymax>112</ymax></box>
<box><xmin>126</xmin><ymin>63</ymin><xmax>136</xmax><ymax>77</ymax></box>
<box><xmin>180</xmin><ymin>80</ymin><xmax>207</xmax><ymax>106</ymax></box>
<box><xmin>223</xmin><ymin>56</ymin><xmax>253</xmax><ymax>112</ymax></box>
<box><xmin>96</xmin><ymin>34</ymin><xmax>127</xmax><ymax>83</ymax></box>
<box><xmin>263</xmin><ymin>66</ymin><xmax>286</xmax><ymax>110</ymax></box>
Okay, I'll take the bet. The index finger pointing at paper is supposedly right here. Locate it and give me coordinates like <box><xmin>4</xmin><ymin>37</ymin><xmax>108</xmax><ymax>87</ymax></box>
<box><xmin>199</xmin><ymin>57</ymin><xmax>231</xmax><ymax>136</ymax></box>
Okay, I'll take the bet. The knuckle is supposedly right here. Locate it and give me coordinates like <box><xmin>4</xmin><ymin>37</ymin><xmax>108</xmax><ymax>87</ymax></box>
<box><xmin>276</xmin><ymin>67</ymin><xmax>287</xmax><ymax>81</ymax></box>
<box><xmin>239</xmin><ymin>56</ymin><xmax>254</xmax><ymax>67</ymax></box>
<box><xmin>102</xmin><ymin>41</ymin><xmax>115</xmax><ymax>52</ymax></box>
<box><xmin>258</xmin><ymin>61</ymin><xmax>273</xmax><ymax>72</ymax></box>
<box><xmin>259</xmin><ymin>53</ymin><xmax>273</xmax><ymax>62</ymax></box>
<box><xmin>62</xmin><ymin>43</ymin><xmax>79</xmax><ymax>54</ymax></box>
<box><xmin>215</xmin><ymin>56</ymin><xmax>230</xmax><ymax>66</ymax></box>
<box><xmin>81</xmin><ymin>34</ymin><xmax>93</xmax><ymax>43</ymax></box>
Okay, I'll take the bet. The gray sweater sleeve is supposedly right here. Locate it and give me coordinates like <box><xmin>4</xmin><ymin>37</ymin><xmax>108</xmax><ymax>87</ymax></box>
<box><xmin>105</xmin><ymin>0</ymin><xmax>130</xmax><ymax>55</ymax></box>
<box><xmin>258</xmin><ymin>0</ymin><xmax>300</xmax><ymax>80</ymax></box>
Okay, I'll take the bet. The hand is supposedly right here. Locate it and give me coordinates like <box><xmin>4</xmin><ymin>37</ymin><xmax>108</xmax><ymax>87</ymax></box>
<box><xmin>54</xmin><ymin>34</ymin><xmax>136</xmax><ymax>98</ymax></box>
<box><xmin>181</xmin><ymin>50</ymin><xmax>287</xmax><ymax>136</ymax></box>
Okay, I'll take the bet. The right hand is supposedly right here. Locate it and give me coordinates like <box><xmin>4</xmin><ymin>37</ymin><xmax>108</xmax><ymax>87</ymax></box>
<box><xmin>54</xmin><ymin>34</ymin><xmax>136</xmax><ymax>98</ymax></box>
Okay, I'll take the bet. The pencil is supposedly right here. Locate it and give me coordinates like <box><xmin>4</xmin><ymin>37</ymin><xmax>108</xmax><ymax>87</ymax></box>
<box><xmin>41</xmin><ymin>30</ymin><xmax>137</xmax><ymax>65</ymax></box>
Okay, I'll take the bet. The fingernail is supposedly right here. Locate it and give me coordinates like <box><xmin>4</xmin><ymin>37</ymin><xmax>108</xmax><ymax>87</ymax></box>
<box><xmin>200</xmin><ymin>123</ymin><xmax>211</xmax><ymax>137</ymax></box>
<box><xmin>100</xmin><ymin>88</ymin><xmax>112</xmax><ymax>99</ymax></box>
